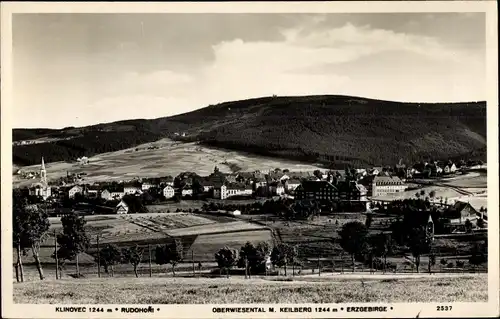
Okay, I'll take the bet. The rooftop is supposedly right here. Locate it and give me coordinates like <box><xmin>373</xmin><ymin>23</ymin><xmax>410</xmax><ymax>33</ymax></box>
<box><xmin>297</xmin><ymin>180</ymin><xmax>338</xmax><ymax>192</ymax></box>
<box><xmin>373</xmin><ymin>176</ymin><xmax>404</xmax><ymax>185</ymax></box>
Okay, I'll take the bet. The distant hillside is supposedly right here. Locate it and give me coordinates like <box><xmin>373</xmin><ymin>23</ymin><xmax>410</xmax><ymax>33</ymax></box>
<box><xmin>13</xmin><ymin>95</ymin><xmax>487</xmax><ymax>167</ymax></box>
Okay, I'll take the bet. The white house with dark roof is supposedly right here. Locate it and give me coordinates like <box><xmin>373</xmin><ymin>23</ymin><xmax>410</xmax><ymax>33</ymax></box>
<box><xmin>124</xmin><ymin>182</ymin><xmax>142</xmax><ymax>195</ymax></box>
<box><xmin>141</xmin><ymin>179</ymin><xmax>156</xmax><ymax>191</ymax></box>
<box><xmin>116</xmin><ymin>200</ymin><xmax>129</xmax><ymax>214</ymax></box>
<box><xmin>162</xmin><ymin>185</ymin><xmax>175</xmax><ymax>199</ymax></box>
<box><xmin>68</xmin><ymin>185</ymin><xmax>83</xmax><ymax>198</ymax></box>
<box><xmin>214</xmin><ymin>183</ymin><xmax>253</xmax><ymax>199</ymax></box>
<box><xmin>285</xmin><ymin>179</ymin><xmax>302</xmax><ymax>191</ymax></box>
<box><xmin>101</xmin><ymin>186</ymin><xmax>125</xmax><ymax>201</ymax></box>
<box><xmin>268</xmin><ymin>181</ymin><xmax>285</xmax><ymax>196</ymax></box>
<box><xmin>372</xmin><ymin>176</ymin><xmax>407</xmax><ymax>197</ymax></box>
<box><xmin>181</xmin><ymin>185</ymin><xmax>193</xmax><ymax>197</ymax></box>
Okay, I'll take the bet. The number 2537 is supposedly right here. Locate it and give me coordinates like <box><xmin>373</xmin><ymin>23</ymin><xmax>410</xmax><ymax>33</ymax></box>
<box><xmin>437</xmin><ymin>306</ymin><xmax>452</xmax><ymax>311</ymax></box>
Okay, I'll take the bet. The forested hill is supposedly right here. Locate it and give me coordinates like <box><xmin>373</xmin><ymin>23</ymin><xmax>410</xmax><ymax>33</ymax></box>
<box><xmin>13</xmin><ymin>95</ymin><xmax>487</xmax><ymax>167</ymax></box>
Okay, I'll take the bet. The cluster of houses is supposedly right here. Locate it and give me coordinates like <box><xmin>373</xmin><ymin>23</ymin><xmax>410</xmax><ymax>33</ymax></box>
<box><xmin>24</xmin><ymin>156</ymin><xmax>484</xmax><ymax>210</ymax></box>
<box><xmin>63</xmin><ymin>167</ymin><xmax>309</xmax><ymax>202</ymax></box>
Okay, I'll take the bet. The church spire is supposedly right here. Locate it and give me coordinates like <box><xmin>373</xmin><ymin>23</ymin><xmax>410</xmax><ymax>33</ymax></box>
<box><xmin>40</xmin><ymin>157</ymin><xmax>47</xmax><ymax>185</ymax></box>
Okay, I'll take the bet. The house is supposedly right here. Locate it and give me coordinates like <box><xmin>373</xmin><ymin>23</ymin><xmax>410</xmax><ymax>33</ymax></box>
<box><xmin>295</xmin><ymin>180</ymin><xmax>339</xmax><ymax>202</ymax></box>
<box><xmin>230</xmin><ymin>210</ymin><xmax>242</xmax><ymax>216</ymax></box>
<box><xmin>77</xmin><ymin>156</ymin><xmax>89</xmax><ymax>165</ymax></box>
<box><xmin>68</xmin><ymin>185</ymin><xmax>83</xmax><ymax>198</ymax></box>
<box><xmin>181</xmin><ymin>186</ymin><xmax>193</xmax><ymax>197</ymax></box>
<box><xmin>371</xmin><ymin>176</ymin><xmax>407</xmax><ymax>197</ymax></box>
<box><xmin>101</xmin><ymin>186</ymin><xmax>125</xmax><ymax>201</ymax></box>
<box><xmin>141</xmin><ymin>178</ymin><xmax>156</xmax><ymax>191</ymax></box>
<box><xmin>124</xmin><ymin>181</ymin><xmax>142</xmax><ymax>195</ymax></box>
<box><xmin>235</xmin><ymin>172</ymin><xmax>254</xmax><ymax>183</ymax></box>
<box><xmin>268</xmin><ymin>181</ymin><xmax>285</xmax><ymax>196</ymax></box>
<box><xmin>214</xmin><ymin>183</ymin><xmax>253</xmax><ymax>199</ymax></box>
<box><xmin>356</xmin><ymin>168</ymin><xmax>367</xmax><ymax>176</ymax></box>
<box><xmin>207</xmin><ymin>170</ymin><xmax>227</xmax><ymax>188</ymax></box>
<box><xmin>446</xmin><ymin>201</ymin><xmax>478</xmax><ymax>224</ymax></box>
<box><xmin>285</xmin><ymin>179</ymin><xmax>301</xmax><ymax>191</ymax></box>
<box><xmin>82</xmin><ymin>184</ymin><xmax>100</xmax><ymax>197</ymax></box>
<box><xmin>267</xmin><ymin>171</ymin><xmax>290</xmax><ymax>182</ymax></box>
<box><xmin>369</xmin><ymin>167</ymin><xmax>382</xmax><ymax>176</ymax></box>
<box><xmin>410</xmin><ymin>168</ymin><xmax>421</xmax><ymax>176</ymax></box>
<box><xmin>226</xmin><ymin>183</ymin><xmax>253</xmax><ymax>198</ymax></box>
<box><xmin>279</xmin><ymin>174</ymin><xmax>290</xmax><ymax>182</ymax></box>
<box><xmin>115</xmin><ymin>200</ymin><xmax>129</xmax><ymax>214</ymax></box>
<box><xmin>200</xmin><ymin>179</ymin><xmax>215</xmax><ymax>193</ymax></box>
<box><xmin>436</xmin><ymin>166</ymin><xmax>443</xmax><ymax>174</ymax></box>
<box><xmin>253</xmin><ymin>176</ymin><xmax>267</xmax><ymax>188</ymax></box>
<box><xmin>336</xmin><ymin>181</ymin><xmax>368</xmax><ymax>201</ymax></box>
<box><xmin>162</xmin><ymin>185</ymin><xmax>175</xmax><ymax>199</ymax></box>
<box><xmin>449</xmin><ymin>163</ymin><xmax>457</xmax><ymax>173</ymax></box>
<box><xmin>160</xmin><ymin>176</ymin><xmax>174</xmax><ymax>186</ymax></box>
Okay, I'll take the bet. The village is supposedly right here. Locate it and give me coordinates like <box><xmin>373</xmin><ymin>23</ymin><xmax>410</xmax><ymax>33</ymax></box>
<box><xmin>19</xmin><ymin>156</ymin><xmax>487</xmax><ymax>236</ymax></box>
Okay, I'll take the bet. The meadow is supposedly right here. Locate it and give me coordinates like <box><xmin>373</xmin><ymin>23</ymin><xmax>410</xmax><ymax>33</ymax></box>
<box><xmin>13</xmin><ymin>138</ymin><xmax>323</xmax><ymax>188</ymax></box>
<box><xmin>15</xmin><ymin>212</ymin><xmax>274</xmax><ymax>264</ymax></box>
<box><xmin>13</xmin><ymin>274</ymin><xmax>487</xmax><ymax>304</ymax></box>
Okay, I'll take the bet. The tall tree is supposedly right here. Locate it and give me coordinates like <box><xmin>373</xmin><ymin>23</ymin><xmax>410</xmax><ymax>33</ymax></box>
<box><xmin>13</xmin><ymin>190</ymin><xmax>50</xmax><ymax>281</ymax></box>
<box><xmin>464</xmin><ymin>219</ymin><xmax>473</xmax><ymax>233</ymax></box>
<box><xmin>338</xmin><ymin>221</ymin><xmax>368</xmax><ymax>272</ymax></box>
<box><xmin>166</xmin><ymin>239</ymin><xmax>184</xmax><ymax>276</ymax></box>
<box><xmin>99</xmin><ymin>244</ymin><xmax>122</xmax><ymax>276</ymax></box>
<box><xmin>370</xmin><ymin>233</ymin><xmax>394</xmax><ymax>272</ymax></box>
<box><xmin>56</xmin><ymin>213</ymin><xmax>90</xmax><ymax>277</ymax></box>
<box><xmin>270</xmin><ymin>243</ymin><xmax>298</xmax><ymax>276</ymax></box>
<box><xmin>477</xmin><ymin>218</ymin><xmax>486</xmax><ymax>229</ymax></box>
<box><xmin>238</xmin><ymin>241</ymin><xmax>271</xmax><ymax>275</ymax></box>
<box><xmin>469</xmin><ymin>242</ymin><xmax>487</xmax><ymax>271</ymax></box>
<box><xmin>215</xmin><ymin>246</ymin><xmax>239</xmax><ymax>278</ymax></box>
<box><xmin>428</xmin><ymin>252</ymin><xmax>436</xmax><ymax>274</ymax></box>
<box><xmin>408</xmin><ymin>226</ymin><xmax>432</xmax><ymax>273</ymax></box>
<box><xmin>155</xmin><ymin>245</ymin><xmax>168</xmax><ymax>273</ymax></box>
<box><xmin>122</xmin><ymin>245</ymin><xmax>144</xmax><ymax>277</ymax></box>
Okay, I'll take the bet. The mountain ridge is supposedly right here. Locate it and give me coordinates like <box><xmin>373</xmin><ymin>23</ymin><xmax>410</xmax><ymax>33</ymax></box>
<box><xmin>12</xmin><ymin>95</ymin><xmax>487</xmax><ymax>168</ymax></box>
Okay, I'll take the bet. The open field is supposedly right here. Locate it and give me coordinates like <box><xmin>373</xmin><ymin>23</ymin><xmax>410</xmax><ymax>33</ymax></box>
<box><xmin>13</xmin><ymin>138</ymin><xmax>323</xmax><ymax>188</ymax></box>
<box><xmin>146</xmin><ymin>198</ymin><xmax>269</xmax><ymax>213</ymax></box>
<box><xmin>15</xmin><ymin>212</ymin><xmax>274</xmax><ymax>264</ymax></box>
<box><xmin>13</xmin><ymin>274</ymin><xmax>487</xmax><ymax>303</ymax></box>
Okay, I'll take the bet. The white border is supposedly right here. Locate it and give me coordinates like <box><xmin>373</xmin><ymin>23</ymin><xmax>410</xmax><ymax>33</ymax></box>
<box><xmin>1</xmin><ymin>1</ymin><xmax>498</xmax><ymax>318</ymax></box>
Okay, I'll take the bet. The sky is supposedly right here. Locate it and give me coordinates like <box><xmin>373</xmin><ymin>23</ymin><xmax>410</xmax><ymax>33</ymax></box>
<box><xmin>12</xmin><ymin>13</ymin><xmax>486</xmax><ymax>129</ymax></box>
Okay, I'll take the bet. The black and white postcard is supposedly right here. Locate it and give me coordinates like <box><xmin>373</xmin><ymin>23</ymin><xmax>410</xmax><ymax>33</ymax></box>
<box><xmin>1</xmin><ymin>1</ymin><xmax>498</xmax><ymax>318</ymax></box>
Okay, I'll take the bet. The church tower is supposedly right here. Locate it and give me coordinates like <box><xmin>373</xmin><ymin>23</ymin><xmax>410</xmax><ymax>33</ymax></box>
<box><xmin>40</xmin><ymin>157</ymin><xmax>47</xmax><ymax>185</ymax></box>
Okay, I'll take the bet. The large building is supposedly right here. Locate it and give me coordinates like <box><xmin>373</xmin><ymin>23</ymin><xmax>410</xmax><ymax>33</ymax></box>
<box><xmin>214</xmin><ymin>183</ymin><xmax>253</xmax><ymax>199</ymax></box>
<box><xmin>28</xmin><ymin>157</ymin><xmax>52</xmax><ymax>200</ymax></box>
<box><xmin>294</xmin><ymin>181</ymin><xmax>339</xmax><ymax>201</ymax></box>
<box><xmin>295</xmin><ymin>180</ymin><xmax>368</xmax><ymax>203</ymax></box>
<box><xmin>371</xmin><ymin>176</ymin><xmax>407</xmax><ymax>197</ymax></box>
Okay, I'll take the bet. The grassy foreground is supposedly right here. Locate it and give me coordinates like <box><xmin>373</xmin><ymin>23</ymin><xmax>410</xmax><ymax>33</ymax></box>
<box><xmin>14</xmin><ymin>274</ymin><xmax>487</xmax><ymax>304</ymax></box>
